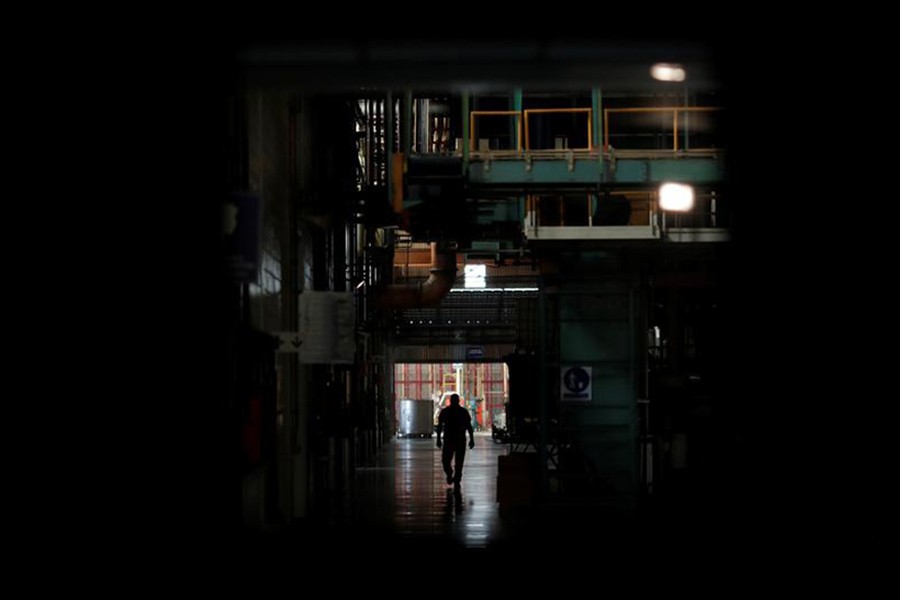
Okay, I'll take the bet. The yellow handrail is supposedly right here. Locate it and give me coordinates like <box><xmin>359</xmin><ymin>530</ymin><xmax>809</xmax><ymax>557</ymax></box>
<box><xmin>523</xmin><ymin>108</ymin><xmax>593</xmax><ymax>151</ymax></box>
<box><xmin>470</xmin><ymin>105</ymin><xmax>721</xmax><ymax>154</ymax></box>
<box><xmin>603</xmin><ymin>106</ymin><xmax>721</xmax><ymax>152</ymax></box>
<box><xmin>469</xmin><ymin>110</ymin><xmax>523</xmax><ymax>152</ymax></box>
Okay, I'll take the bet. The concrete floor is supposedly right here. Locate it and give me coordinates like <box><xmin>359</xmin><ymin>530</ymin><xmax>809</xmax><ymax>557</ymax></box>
<box><xmin>286</xmin><ymin>433</ymin><xmax>655</xmax><ymax>565</ymax></box>
<box><xmin>230</xmin><ymin>432</ymin><xmax>887</xmax><ymax>581</ymax></box>
<box><xmin>350</xmin><ymin>433</ymin><xmax>506</xmax><ymax>549</ymax></box>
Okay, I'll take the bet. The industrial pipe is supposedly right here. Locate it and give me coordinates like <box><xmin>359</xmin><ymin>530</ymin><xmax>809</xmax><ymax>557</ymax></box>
<box><xmin>375</xmin><ymin>243</ymin><xmax>457</xmax><ymax>309</ymax></box>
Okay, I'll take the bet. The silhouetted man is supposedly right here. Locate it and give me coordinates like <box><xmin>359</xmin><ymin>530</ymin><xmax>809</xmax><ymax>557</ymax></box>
<box><xmin>436</xmin><ymin>393</ymin><xmax>475</xmax><ymax>486</ymax></box>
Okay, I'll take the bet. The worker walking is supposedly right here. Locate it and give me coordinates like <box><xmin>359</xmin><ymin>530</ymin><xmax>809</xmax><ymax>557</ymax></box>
<box><xmin>436</xmin><ymin>393</ymin><xmax>475</xmax><ymax>488</ymax></box>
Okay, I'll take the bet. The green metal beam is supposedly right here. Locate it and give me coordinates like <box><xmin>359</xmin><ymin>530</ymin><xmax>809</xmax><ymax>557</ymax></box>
<box><xmin>538</xmin><ymin>282</ymin><xmax>548</xmax><ymax>499</ymax></box>
<box><xmin>513</xmin><ymin>89</ymin><xmax>522</xmax><ymax>150</ymax></box>
<box><xmin>467</xmin><ymin>157</ymin><xmax>724</xmax><ymax>185</ymax></box>
<box><xmin>462</xmin><ymin>93</ymin><xmax>470</xmax><ymax>174</ymax></box>
<box><xmin>557</xmin><ymin>279</ymin><xmax>637</xmax><ymax>504</ymax></box>
<box><xmin>683</xmin><ymin>83</ymin><xmax>689</xmax><ymax>151</ymax></box>
<box><xmin>592</xmin><ymin>87</ymin><xmax>602</xmax><ymax>159</ymax></box>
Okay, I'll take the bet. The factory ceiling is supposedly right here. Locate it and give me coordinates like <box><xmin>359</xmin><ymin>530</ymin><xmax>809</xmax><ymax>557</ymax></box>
<box><xmin>233</xmin><ymin>37</ymin><xmax>722</xmax><ymax>93</ymax></box>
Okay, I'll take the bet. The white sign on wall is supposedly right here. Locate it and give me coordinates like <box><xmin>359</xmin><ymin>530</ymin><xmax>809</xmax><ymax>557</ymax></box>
<box><xmin>296</xmin><ymin>292</ymin><xmax>355</xmax><ymax>363</ymax></box>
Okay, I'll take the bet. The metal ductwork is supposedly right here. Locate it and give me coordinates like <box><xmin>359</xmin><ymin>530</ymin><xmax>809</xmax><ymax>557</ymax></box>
<box><xmin>375</xmin><ymin>243</ymin><xmax>457</xmax><ymax>309</ymax></box>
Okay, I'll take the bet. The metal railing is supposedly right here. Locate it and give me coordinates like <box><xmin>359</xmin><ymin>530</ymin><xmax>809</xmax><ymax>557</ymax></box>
<box><xmin>469</xmin><ymin>110</ymin><xmax>522</xmax><ymax>152</ymax></box>
<box><xmin>526</xmin><ymin>192</ymin><xmax>656</xmax><ymax>227</ymax></box>
<box><xmin>467</xmin><ymin>105</ymin><xmax>722</xmax><ymax>155</ymax></box>
<box><xmin>603</xmin><ymin>106</ymin><xmax>721</xmax><ymax>152</ymax></box>
<box><xmin>523</xmin><ymin>108</ymin><xmax>593</xmax><ymax>151</ymax></box>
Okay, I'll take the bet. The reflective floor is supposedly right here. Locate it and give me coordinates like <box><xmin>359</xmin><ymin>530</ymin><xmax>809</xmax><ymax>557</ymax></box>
<box><xmin>231</xmin><ymin>433</ymin><xmax>887</xmax><ymax>579</ymax></box>
<box><xmin>351</xmin><ymin>433</ymin><xmax>507</xmax><ymax>549</ymax></box>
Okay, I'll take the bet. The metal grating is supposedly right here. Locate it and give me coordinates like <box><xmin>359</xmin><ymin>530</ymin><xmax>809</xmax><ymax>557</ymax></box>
<box><xmin>397</xmin><ymin>289</ymin><xmax>537</xmax><ymax>329</ymax></box>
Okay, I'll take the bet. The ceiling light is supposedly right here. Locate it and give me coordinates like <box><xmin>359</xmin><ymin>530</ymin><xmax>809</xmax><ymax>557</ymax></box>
<box><xmin>651</xmin><ymin>63</ymin><xmax>686</xmax><ymax>82</ymax></box>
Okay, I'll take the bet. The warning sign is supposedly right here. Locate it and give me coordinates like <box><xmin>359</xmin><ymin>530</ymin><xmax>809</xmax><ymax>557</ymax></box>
<box><xmin>560</xmin><ymin>366</ymin><xmax>592</xmax><ymax>402</ymax></box>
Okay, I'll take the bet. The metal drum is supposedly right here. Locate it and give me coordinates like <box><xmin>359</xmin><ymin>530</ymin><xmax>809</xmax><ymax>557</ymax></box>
<box><xmin>398</xmin><ymin>399</ymin><xmax>435</xmax><ymax>438</ymax></box>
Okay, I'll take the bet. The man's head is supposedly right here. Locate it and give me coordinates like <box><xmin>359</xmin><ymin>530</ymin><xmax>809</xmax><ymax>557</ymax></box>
<box><xmin>450</xmin><ymin>393</ymin><xmax>460</xmax><ymax>406</ymax></box>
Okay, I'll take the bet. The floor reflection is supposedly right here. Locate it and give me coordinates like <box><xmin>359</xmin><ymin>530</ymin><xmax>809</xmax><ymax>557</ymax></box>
<box><xmin>352</xmin><ymin>433</ymin><xmax>506</xmax><ymax>548</ymax></box>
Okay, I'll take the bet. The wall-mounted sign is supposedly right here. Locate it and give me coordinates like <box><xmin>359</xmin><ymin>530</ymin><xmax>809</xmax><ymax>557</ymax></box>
<box><xmin>560</xmin><ymin>366</ymin><xmax>592</xmax><ymax>402</ymax></box>
<box><xmin>297</xmin><ymin>292</ymin><xmax>355</xmax><ymax>364</ymax></box>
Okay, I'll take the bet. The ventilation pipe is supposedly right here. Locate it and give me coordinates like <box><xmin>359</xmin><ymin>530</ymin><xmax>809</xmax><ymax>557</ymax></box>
<box><xmin>375</xmin><ymin>243</ymin><xmax>457</xmax><ymax>309</ymax></box>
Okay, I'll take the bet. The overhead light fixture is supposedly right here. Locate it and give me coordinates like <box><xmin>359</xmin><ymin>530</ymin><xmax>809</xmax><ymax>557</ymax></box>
<box><xmin>651</xmin><ymin>63</ymin><xmax>686</xmax><ymax>82</ymax></box>
<box><xmin>450</xmin><ymin>287</ymin><xmax>538</xmax><ymax>293</ymax></box>
<box><xmin>464</xmin><ymin>264</ymin><xmax>486</xmax><ymax>289</ymax></box>
<box><xmin>659</xmin><ymin>182</ymin><xmax>694</xmax><ymax>211</ymax></box>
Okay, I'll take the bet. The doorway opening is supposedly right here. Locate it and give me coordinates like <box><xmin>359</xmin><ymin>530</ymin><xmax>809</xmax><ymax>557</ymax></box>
<box><xmin>393</xmin><ymin>362</ymin><xmax>509</xmax><ymax>435</ymax></box>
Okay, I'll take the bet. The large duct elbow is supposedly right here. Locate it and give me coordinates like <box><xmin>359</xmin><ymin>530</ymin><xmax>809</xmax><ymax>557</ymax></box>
<box><xmin>375</xmin><ymin>244</ymin><xmax>457</xmax><ymax>309</ymax></box>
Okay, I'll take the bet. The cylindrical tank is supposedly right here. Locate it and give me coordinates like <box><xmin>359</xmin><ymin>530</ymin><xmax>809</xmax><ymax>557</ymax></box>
<box><xmin>398</xmin><ymin>399</ymin><xmax>435</xmax><ymax>438</ymax></box>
